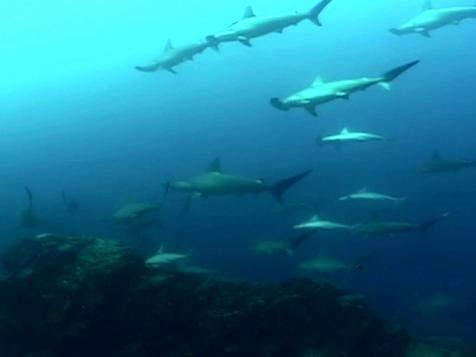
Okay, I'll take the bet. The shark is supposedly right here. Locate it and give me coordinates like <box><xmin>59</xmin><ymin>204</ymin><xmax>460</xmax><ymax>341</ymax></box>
<box><xmin>250</xmin><ymin>240</ymin><xmax>291</xmax><ymax>255</ymax></box>
<box><xmin>166</xmin><ymin>158</ymin><xmax>312</xmax><ymax>204</ymax></box>
<box><xmin>145</xmin><ymin>247</ymin><xmax>188</xmax><ymax>268</ymax></box>
<box><xmin>294</xmin><ymin>215</ymin><xmax>354</xmax><ymax>231</ymax></box>
<box><xmin>317</xmin><ymin>127</ymin><xmax>386</xmax><ymax>148</ymax></box>
<box><xmin>205</xmin><ymin>0</ymin><xmax>334</xmax><ymax>48</ymax></box>
<box><xmin>390</xmin><ymin>1</ymin><xmax>476</xmax><ymax>38</ymax></box>
<box><xmin>270</xmin><ymin>60</ymin><xmax>420</xmax><ymax>116</ymax></box>
<box><xmin>111</xmin><ymin>202</ymin><xmax>160</xmax><ymax>226</ymax></box>
<box><xmin>298</xmin><ymin>255</ymin><xmax>353</xmax><ymax>274</ymax></box>
<box><xmin>353</xmin><ymin>213</ymin><xmax>449</xmax><ymax>237</ymax></box>
<box><xmin>421</xmin><ymin>151</ymin><xmax>476</xmax><ymax>173</ymax></box>
<box><xmin>135</xmin><ymin>39</ymin><xmax>212</xmax><ymax>74</ymax></box>
<box><xmin>339</xmin><ymin>188</ymin><xmax>406</xmax><ymax>203</ymax></box>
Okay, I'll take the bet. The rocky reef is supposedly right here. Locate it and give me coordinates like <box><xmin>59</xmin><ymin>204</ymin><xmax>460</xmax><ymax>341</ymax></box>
<box><xmin>0</xmin><ymin>234</ymin><xmax>410</xmax><ymax>357</ymax></box>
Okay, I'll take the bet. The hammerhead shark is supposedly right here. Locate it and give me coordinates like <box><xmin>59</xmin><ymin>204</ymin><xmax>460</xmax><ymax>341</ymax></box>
<box><xmin>165</xmin><ymin>158</ymin><xmax>312</xmax><ymax>204</ymax></box>
<box><xmin>390</xmin><ymin>1</ymin><xmax>476</xmax><ymax>38</ymax></box>
<box><xmin>270</xmin><ymin>60</ymin><xmax>420</xmax><ymax>116</ymax></box>
<box><xmin>135</xmin><ymin>39</ymin><xmax>213</xmax><ymax>74</ymax></box>
<box><xmin>206</xmin><ymin>0</ymin><xmax>334</xmax><ymax>47</ymax></box>
<box><xmin>421</xmin><ymin>151</ymin><xmax>476</xmax><ymax>173</ymax></box>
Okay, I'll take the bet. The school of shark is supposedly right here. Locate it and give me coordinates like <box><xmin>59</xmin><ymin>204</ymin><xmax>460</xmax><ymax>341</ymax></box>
<box><xmin>8</xmin><ymin>1</ymin><xmax>476</xmax><ymax>343</ymax></box>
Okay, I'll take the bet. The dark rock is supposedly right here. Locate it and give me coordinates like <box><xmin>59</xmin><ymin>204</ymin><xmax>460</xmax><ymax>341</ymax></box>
<box><xmin>0</xmin><ymin>235</ymin><xmax>409</xmax><ymax>357</ymax></box>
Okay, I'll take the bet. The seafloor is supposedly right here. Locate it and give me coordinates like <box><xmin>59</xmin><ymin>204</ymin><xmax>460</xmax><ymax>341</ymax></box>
<box><xmin>0</xmin><ymin>235</ymin><xmax>467</xmax><ymax>357</ymax></box>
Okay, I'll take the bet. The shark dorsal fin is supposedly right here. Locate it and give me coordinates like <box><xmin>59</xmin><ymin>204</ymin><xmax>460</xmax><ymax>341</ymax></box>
<box><xmin>310</xmin><ymin>214</ymin><xmax>320</xmax><ymax>221</ymax></box>
<box><xmin>423</xmin><ymin>0</ymin><xmax>433</xmax><ymax>11</ymax></box>
<box><xmin>158</xmin><ymin>245</ymin><xmax>164</xmax><ymax>254</ymax></box>
<box><xmin>341</xmin><ymin>127</ymin><xmax>349</xmax><ymax>134</ymax></box>
<box><xmin>207</xmin><ymin>158</ymin><xmax>222</xmax><ymax>173</ymax></box>
<box><xmin>357</xmin><ymin>188</ymin><xmax>368</xmax><ymax>193</ymax></box>
<box><xmin>163</xmin><ymin>39</ymin><xmax>174</xmax><ymax>53</ymax></box>
<box><xmin>243</xmin><ymin>6</ymin><xmax>256</xmax><ymax>19</ymax></box>
<box><xmin>432</xmin><ymin>151</ymin><xmax>441</xmax><ymax>162</ymax></box>
<box><xmin>311</xmin><ymin>76</ymin><xmax>325</xmax><ymax>87</ymax></box>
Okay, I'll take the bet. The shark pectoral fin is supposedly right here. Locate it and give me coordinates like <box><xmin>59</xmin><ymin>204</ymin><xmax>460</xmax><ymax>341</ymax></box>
<box><xmin>166</xmin><ymin>67</ymin><xmax>178</xmax><ymax>74</ymax></box>
<box><xmin>416</xmin><ymin>28</ymin><xmax>431</xmax><ymax>38</ymax></box>
<box><xmin>192</xmin><ymin>192</ymin><xmax>203</xmax><ymax>199</ymax></box>
<box><xmin>304</xmin><ymin>105</ymin><xmax>318</xmax><ymax>117</ymax></box>
<box><xmin>378</xmin><ymin>82</ymin><xmax>391</xmax><ymax>91</ymax></box>
<box><xmin>237</xmin><ymin>36</ymin><xmax>252</xmax><ymax>47</ymax></box>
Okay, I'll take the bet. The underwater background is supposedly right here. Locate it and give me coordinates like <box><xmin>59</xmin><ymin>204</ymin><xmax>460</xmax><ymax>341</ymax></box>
<box><xmin>1</xmin><ymin>0</ymin><xmax>476</xmax><ymax>350</ymax></box>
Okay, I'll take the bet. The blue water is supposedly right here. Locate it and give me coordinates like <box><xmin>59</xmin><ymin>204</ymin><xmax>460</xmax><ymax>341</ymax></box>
<box><xmin>1</xmin><ymin>0</ymin><xmax>476</xmax><ymax>346</ymax></box>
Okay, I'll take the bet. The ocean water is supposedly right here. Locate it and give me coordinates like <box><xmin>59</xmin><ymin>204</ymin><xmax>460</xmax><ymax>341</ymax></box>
<box><xmin>1</xmin><ymin>0</ymin><xmax>476</xmax><ymax>348</ymax></box>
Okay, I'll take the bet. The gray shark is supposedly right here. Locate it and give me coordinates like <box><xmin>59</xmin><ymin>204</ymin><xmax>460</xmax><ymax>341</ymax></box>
<box><xmin>421</xmin><ymin>151</ymin><xmax>476</xmax><ymax>173</ymax></box>
<box><xmin>145</xmin><ymin>247</ymin><xmax>188</xmax><ymax>268</ymax></box>
<box><xmin>317</xmin><ymin>127</ymin><xmax>386</xmax><ymax>148</ymax></box>
<box><xmin>390</xmin><ymin>2</ymin><xmax>476</xmax><ymax>38</ymax></box>
<box><xmin>167</xmin><ymin>158</ymin><xmax>312</xmax><ymax>204</ymax></box>
<box><xmin>206</xmin><ymin>0</ymin><xmax>334</xmax><ymax>47</ymax></box>
<box><xmin>270</xmin><ymin>60</ymin><xmax>420</xmax><ymax>116</ymax></box>
<box><xmin>135</xmin><ymin>39</ymin><xmax>212</xmax><ymax>74</ymax></box>
<box><xmin>353</xmin><ymin>213</ymin><xmax>449</xmax><ymax>237</ymax></box>
<box><xmin>112</xmin><ymin>202</ymin><xmax>160</xmax><ymax>225</ymax></box>
<box><xmin>294</xmin><ymin>215</ymin><xmax>354</xmax><ymax>231</ymax></box>
<box><xmin>339</xmin><ymin>188</ymin><xmax>406</xmax><ymax>203</ymax></box>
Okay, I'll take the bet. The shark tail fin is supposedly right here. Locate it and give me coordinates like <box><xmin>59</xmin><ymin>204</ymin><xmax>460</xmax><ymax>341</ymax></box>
<box><xmin>419</xmin><ymin>212</ymin><xmax>449</xmax><ymax>234</ymax></box>
<box><xmin>379</xmin><ymin>60</ymin><xmax>420</xmax><ymax>90</ymax></box>
<box><xmin>270</xmin><ymin>98</ymin><xmax>288</xmax><ymax>112</ymax></box>
<box><xmin>271</xmin><ymin>169</ymin><xmax>312</xmax><ymax>204</ymax></box>
<box><xmin>308</xmin><ymin>0</ymin><xmax>334</xmax><ymax>26</ymax></box>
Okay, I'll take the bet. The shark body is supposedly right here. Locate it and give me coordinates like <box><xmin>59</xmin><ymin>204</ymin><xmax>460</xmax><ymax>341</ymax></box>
<box><xmin>317</xmin><ymin>128</ymin><xmax>386</xmax><ymax>148</ymax></box>
<box><xmin>136</xmin><ymin>40</ymin><xmax>212</xmax><ymax>74</ymax></box>
<box><xmin>270</xmin><ymin>61</ymin><xmax>420</xmax><ymax>116</ymax></box>
<box><xmin>294</xmin><ymin>215</ymin><xmax>354</xmax><ymax>231</ymax></box>
<box><xmin>421</xmin><ymin>151</ymin><xmax>476</xmax><ymax>174</ymax></box>
<box><xmin>339</xmin><ymin>188</ymin><xmax>406</xmax><ymax>203</ymax></box>
<box><xmin>353</xmin><ymin>213</ymin><xmax>449</xmax><ymax>236</ymax></box>
<box><xmin>206</xmin><ymin>0</ymin><xmax>334</xmax><ymax>47</ymax></box>
<box><xmin>167</xmin><ymin>159</ymin><xmax>311</xmax><ymax>204</ymax></box>
<box><xmin>390</xmin><ymin>2</ymin><xmax>476</xmax><ymax>38</ymax></box>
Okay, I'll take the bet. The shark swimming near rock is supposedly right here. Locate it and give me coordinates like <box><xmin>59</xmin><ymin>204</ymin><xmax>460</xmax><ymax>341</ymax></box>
<box><xmin>390</xmin><ymin>1</ymin><xmax>476</xmax><ymax>38</ymax></box>
<box><xmin>145</xmin><ymin>246</ymin><xmax>188</xmax><ymax>268</ymax></box>
<box><xmin>317</xmin><ymin>128</ymin><xmax>386</xmax><ymax>149</ymax></box>
<box><xmin>205</xmin><ymin>0</ymin><xmax>334</xmax><ymax>48</ymax></box>
<box><xmin>135</xmin><ymin>39</ymin><xmax>213</xmax><ymax>74</ymax></box>
<box><xmin>421</xmin><ymin>151</ymin><xmax>476</xmax><ymax>174</ymax></box>
<box><xmin>270</xmin><ymin>60</ymin><xmax>420</xmax><ymax>116</ymax></box>
<box><xmin>165</xmin><ymin>158</ymin><xmax>312</xmax><ymax>204</ymax></box>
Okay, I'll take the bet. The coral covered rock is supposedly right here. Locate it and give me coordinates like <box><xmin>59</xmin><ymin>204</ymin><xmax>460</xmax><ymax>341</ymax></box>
<box><xmin>0</xmin><ymin>235</ymin><xmax>408</xmax><ymax>357</ymax></box>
